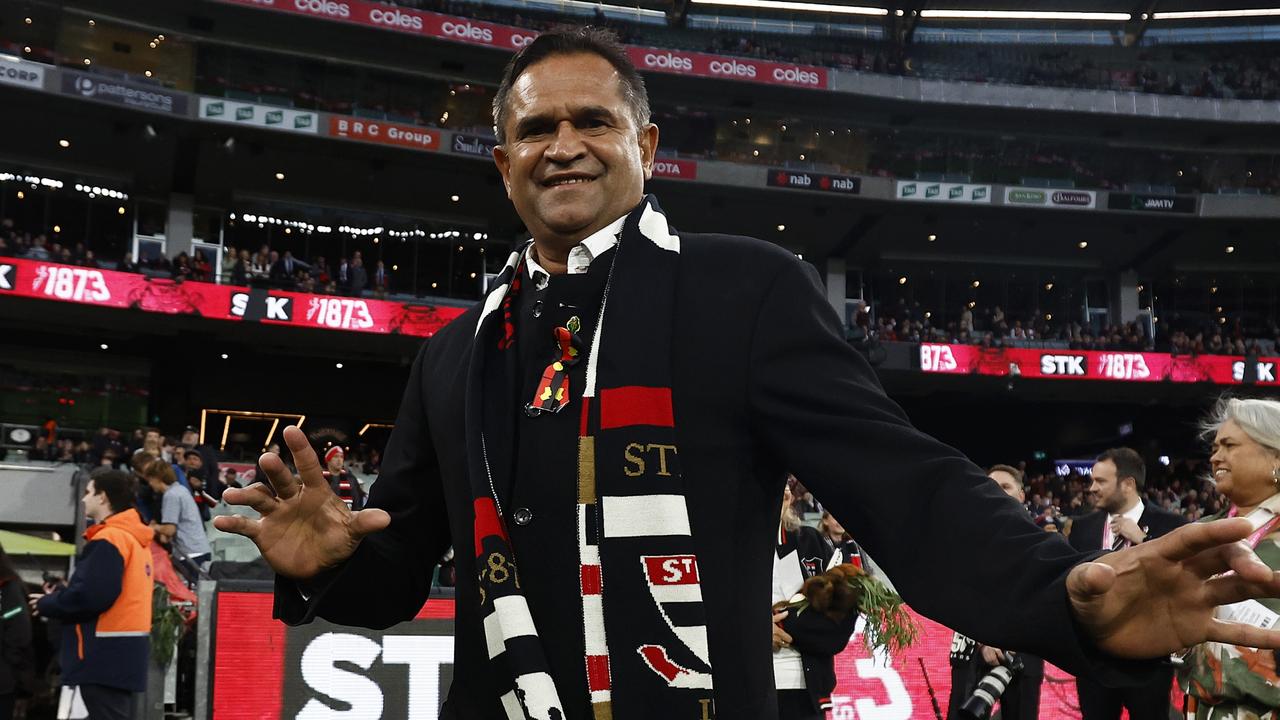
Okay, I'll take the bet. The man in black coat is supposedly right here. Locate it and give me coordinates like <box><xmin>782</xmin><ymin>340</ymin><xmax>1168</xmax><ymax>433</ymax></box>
<box><xmin>1069</xmin><ymin>448</ymin><xmax>1188</xmax><ymax>720</ymax></box>
<box><xmin>270</xmin><ymin>250</ymin><xmax>298</xmax><ymax>288</ymax></box>
<box><xmin>348</xmin><ymin>257</ymin><xmax>368</xmax><ymax>297</ymax></box>
<box><xmin>216</xmin><ymin>27</ymin><xmax>1280</xmax><ymax>720</ymax></box>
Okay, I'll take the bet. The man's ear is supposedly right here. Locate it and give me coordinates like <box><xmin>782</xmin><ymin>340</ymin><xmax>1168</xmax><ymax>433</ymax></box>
<box><xmin>493</xmin><ymin>143</ymin><xmax>513</xmax><ymax>198</ymax></box>
<box><xmin>638</xmin><ymin>123</ymin><xmax>660</xmax><ymax>181</ymax></box>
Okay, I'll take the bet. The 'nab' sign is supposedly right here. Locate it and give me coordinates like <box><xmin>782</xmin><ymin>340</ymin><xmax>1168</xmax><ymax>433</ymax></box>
<box><xmin>0</xmin><ymin>264</ymin><xmax>14</xmax><ymax>291</ymax></box>
<box><xmin>766</xmin><ymin>170</ymin><xmax>860</xmax><ymax>194</ymax></box>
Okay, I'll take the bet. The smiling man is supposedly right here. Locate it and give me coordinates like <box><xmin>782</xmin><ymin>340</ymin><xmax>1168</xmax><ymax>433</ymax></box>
<box><xmin>217</xmin><ymin>27</ymin><xmax>1280</xmax><ymax>720</ymax></box>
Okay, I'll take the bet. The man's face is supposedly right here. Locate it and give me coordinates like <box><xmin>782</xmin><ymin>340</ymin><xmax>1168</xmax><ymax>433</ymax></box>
<box><xmin>494</xmin><ymin>53</ymin><xmax>658</xmax><ymax>247</ymax></box>
<box><xmin>1089</xmin><ymin>460</ymin><xmax>1128</xmax><ymax>513</ymax></box>
<box><xmin>82</xmin><ymin>480</ymin><xmax>109</xmax><ymax>522</ymax></box>
<box><xmin>182</xmin><ymin>431</ymin><xmax>198</xmax><ymax>446</ymax></box>
<box><xmin>185</xmin><ymin>454</ymin><xmax>203</xmax><ymax>472</ymax></box>
<box><xmin>990</xmin><ymin>470</ymin><xmax>1024</xmax><ymax>503</ymax></box>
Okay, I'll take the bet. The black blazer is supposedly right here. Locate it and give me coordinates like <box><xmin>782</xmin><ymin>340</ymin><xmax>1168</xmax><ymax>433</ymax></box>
<box><xmin>348</xmin><ymin>266</ymin><xmax>367</xmax><ymax>293</ymax></box>
<box><xmin>278</xmin><ymin>229</ymin><xmax>1164</xmax><ymax>719</ymax></box>
<box><xmin>1068</xmin><ymin>500</ymin><xmax>1188</xmax><ymax>553</ymax></box>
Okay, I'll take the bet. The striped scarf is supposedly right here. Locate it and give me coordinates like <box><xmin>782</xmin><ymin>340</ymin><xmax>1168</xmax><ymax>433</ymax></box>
<box><xmin>465</xmin><ymin>196</ymin><xmax>715</xmax><ymax>719</ymax></box>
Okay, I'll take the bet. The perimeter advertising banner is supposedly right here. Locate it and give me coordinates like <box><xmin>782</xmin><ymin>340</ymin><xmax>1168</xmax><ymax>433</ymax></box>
<box><xmin>897</xmin><ymin>181</ymin><xmax>992</xmax><ymax>204</ymax></box>
<box><xmin>209</xmin><ymin>590</ymin><xmax>1085</xmax><ymax>719</ymax></box>
<box><xmin>329</xmin><ymin>115</ymin><xmax>441</xmax><ymax>152</ymax></box>
<box><xmin>450</xmin><ymin>132</ymin><xmax>498</xmax><ymax>159</ymax></box>
<box><xmin>1003</xmin><ymin>187</ymin><xmax>1097</xmax><ymax>210</ymax></box>
<box><xmin>198</xmin><ymin>97</ymin><xmax>319</xmax><ymax>134</ymax></box>
<box><xmin>61</xmin><ymin>70</ymin><xmax>189</xmax><ymax>115</ymax></box>
<box><xmin>626</xmin><ymin>47</ymin><xmax>829</xmax><ymax>90</ymax></box>
<box><xmin>768</xmin><ymin>169</ymin><xmax>861</xmax><ymax>194</ymax></box>
<box><xmin>0</xmin><ymin>257</ymin><xmax>464</xmax><ymax>338</ymax></box>
<box><xmin>1106</xmin><ymin>193</ymin><xmax>1197</xmax><ymax>214</ymax></box>
<box><xmin>652</xmin><ymin>158</ymin><xmax>699</xmax><ymax>181</ymax></box>
<box><xmin>0</xmin><ymin>56</ymin><xmax>46</xmax><ymax>90</ymax></box>
<box><xmin>211</xmin><ymin>0</ymin><xmax>828</xmax><ymax>90</ymax></box>
<box><xmin>919</xmin><ymin>343</ymin><xmax>1280</xmax><ymax>386</ymax></box>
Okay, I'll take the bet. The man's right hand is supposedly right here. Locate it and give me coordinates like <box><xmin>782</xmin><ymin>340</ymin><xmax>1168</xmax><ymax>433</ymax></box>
<box><xmin>212</xmin><ymin>426</ymin><xmax>390</xmax><ymax>580</ymax></box>
<box><xmin>980</xmin><ymin>645</ymin><xmax>1007</xmax><ymax>666</ymax></box>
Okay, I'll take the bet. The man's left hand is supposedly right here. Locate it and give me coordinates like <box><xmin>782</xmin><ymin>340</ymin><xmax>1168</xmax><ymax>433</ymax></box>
<box><xmin>1112</xmin><ymin>517</ymin><xmax>1147</xmax><ymax>545</ymax></box>
<box><xmin>27</xmin><ymin>593</ymin><xmax>45</xmax><ymax>617</ymax></box>
<box><xmin>1069</xmin><ymin>517</ymin><xmax>1280</xmax><ymax>658</ymax></box>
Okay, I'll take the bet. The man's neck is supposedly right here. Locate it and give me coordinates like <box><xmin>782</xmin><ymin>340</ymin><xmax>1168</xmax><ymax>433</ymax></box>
<box><xmin>529</xmin><ymin>242</ymin><xmax>571</xmax><ymax>276</ymax></box>
<box><xmin>1112</xmin><ymin>496</ymin><xmax>1142</xmax><ymax>516</ymax></box>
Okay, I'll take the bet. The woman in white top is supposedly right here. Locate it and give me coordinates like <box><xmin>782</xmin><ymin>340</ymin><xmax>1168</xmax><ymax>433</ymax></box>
<box><xmin>772</xmin><ymin>481</ymin><xmax>859</xmax><ymax>719</ymax></box>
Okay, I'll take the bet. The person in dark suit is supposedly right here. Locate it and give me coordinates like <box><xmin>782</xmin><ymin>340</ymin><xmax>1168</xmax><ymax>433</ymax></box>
<box><xmin>1068</xmin><ymin>448</ymin><xmax>1188</xmax><ymax>720</ymax></box>
<box><xmin>270</xmin><ymin>250</ymin><xmax>298</xmax><ymax>288</ymax></box>
<box><xmin>348</xmin><ymin>257</ymin><xmax>367</xmax><ymax>297</ymax></box>
<box><xmin>216</xmin><ymin>28</ymin><xmax>1280</xmax><ymax>720</ymax></box>
<box><xmin>371</xmin><ymin>260</ymin><xmax>391</xmax><ymax>295</ymax></box>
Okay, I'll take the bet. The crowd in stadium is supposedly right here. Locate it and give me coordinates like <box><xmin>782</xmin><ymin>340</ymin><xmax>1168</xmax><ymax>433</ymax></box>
<box><xmin>789</xmin><ymin>454</ymin><xmax>1223</xmax><ymax>535</ymax></box>
<box><xmin>194</xmin><ymin>38</ymin><xmax>1280</xmax><ymax>195</ymax></box>
<box><xmin>6</xmin><ymin>215</ymin><xmax>1280</xmax><ymax>357</ymax></box>
<box><xmin>0</xmin><ymin>219</ymin><xmax>399</xmax><ymax>299</ymax></box>
<box><xmin>856</xmin><ymin>299</ymin><xmax>1280</xmax><ymax>355</ymax></box>
<box><xmin>219</xmin><ymin>246</ymin><xmax>395</xmax><ymax>298</ymax></box>
<box><xmin>388</xmin><ymin>0</ymin><xmax>1280</xmax><ymax>101</ymax></box>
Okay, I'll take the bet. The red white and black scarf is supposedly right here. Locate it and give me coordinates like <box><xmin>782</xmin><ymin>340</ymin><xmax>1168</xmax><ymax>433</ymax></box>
<box><xmin>465</xmin><ymin>196</ymin><xmax>715</xmax><ymax>719</ymax></box>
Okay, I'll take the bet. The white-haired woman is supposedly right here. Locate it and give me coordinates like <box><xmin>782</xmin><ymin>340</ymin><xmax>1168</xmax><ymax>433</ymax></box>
<box><xmin>1179</xmin><ymin>397</ymin><xmax>1280</xmax><ymax>720</ymax></box>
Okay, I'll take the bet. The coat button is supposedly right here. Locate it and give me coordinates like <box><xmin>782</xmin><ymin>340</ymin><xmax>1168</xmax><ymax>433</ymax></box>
<box><xmin>512</xmin><ymin>507</ymin><xmax>533</xmax><ymax>526</ymax></box>
<box><xmin>533</xmin><ymin>300</ymin><xmax>543</xmax><ymax>318</ymax></box>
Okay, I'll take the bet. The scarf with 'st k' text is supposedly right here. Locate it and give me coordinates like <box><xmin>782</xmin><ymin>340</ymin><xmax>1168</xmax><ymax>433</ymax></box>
<box><xmin>465</xmin><ymin>195</ymin><xmax>716</xmax><ymax>720</ymax></box>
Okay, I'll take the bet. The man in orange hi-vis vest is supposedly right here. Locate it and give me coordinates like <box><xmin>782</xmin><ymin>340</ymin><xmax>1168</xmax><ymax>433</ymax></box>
<box><xmin>30</xmin><ymin>468</ymin><xmax>153</xmax><ymax>720</ymax></box>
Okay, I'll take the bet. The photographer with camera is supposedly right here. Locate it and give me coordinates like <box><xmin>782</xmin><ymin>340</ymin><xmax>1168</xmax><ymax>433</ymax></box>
<box><xmin>947</xmin><ymin>465</ymin><xmax>1045</xmax><ymax>720</ymax></box>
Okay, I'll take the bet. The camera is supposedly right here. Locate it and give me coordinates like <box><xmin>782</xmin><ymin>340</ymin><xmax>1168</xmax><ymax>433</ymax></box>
<box><xmin>958</xmin><ymin>652</ymin><xmax>1024</xmax><ymax>719</ymax></box>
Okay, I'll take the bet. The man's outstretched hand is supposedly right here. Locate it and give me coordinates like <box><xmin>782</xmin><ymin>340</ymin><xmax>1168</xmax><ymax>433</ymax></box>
<box><xmin>1069</xmin><ymin>517</ymin><xmax>1280</xmax><ymax>658</ymax></box>
<box><xmin>212</xmin><ymin>425</ymin><xmax>390</xmax><ymax>580</ymax></box>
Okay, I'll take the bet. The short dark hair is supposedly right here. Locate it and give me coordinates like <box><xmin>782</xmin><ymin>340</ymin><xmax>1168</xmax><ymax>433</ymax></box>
<box><xmin>987</xmin><ymin>464</ymin><xmax>1024</xmax><ymax>484</ymax></box>
<box><xmin>89</xmin><ymin>467</ymin><xmax>136</xmax><ymax>512</ymax></box>
<box><xmin>184</xmin><ymin>449</ymin><xmax>202</xmax><ymax>460</ymax></box>
<box><xmin>491</xmin><ymin>26</ymin><xmax>650</xmax><ymax>144</ymax></box>
<box><xmin>1097</xmin><ymin>448</ymin><xmax>1145</xmax><ymax>490</ymax></box>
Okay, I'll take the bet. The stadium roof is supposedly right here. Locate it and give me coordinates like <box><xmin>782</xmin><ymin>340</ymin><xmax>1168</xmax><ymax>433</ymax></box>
<box><xmin>674</xmin><ymin>0</ymin><xmax>1280</xmax><ymax>23</ymax></box>
<box><xmin>908</xmin><ymin>0</ymin><xmax>1280</xmax><ymax>12</ymax></box>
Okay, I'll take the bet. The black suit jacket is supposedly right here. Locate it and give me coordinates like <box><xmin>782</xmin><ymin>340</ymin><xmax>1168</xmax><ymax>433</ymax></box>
<box><xmin>277</xmin><ymin>230</ymin><xmax>1163</xmax><ymax>718</ymax></box>
<box><xmin>270</xmin><ymin>258</ymin><xmax>297</xmax><ymax>284</ymax></box>
<box><xmin>349</xmin><ymin>266</ymin><xmax>367</xmax><ymax>293</ymax></box>
<box><xmin>1068</xmin><ymin>500</ymin><xmax>1188</xmax><ymax>553</ymax></box>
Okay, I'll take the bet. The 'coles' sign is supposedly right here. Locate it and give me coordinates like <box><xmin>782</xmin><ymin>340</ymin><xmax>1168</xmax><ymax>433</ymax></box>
<box><xmin>212</xmin><ymin>0</ymin><xmax>827</xmax><ymax>90</ymax></box>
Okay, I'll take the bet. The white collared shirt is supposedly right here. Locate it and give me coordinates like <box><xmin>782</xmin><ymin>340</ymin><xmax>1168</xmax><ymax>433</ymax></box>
<box><xmin>1103</xmin><ymin>498</ymin><xmax>1145</xmax><ymax>549</ymax></box>
<box><xmin>525</xmin><ymin>215</ymin><xmax>626</xmax><ymax>290</ymax></box>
